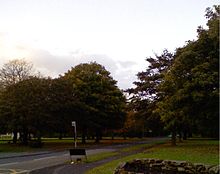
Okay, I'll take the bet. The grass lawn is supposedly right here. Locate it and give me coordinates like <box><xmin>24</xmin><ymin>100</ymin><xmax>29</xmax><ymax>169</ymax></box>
<box><xmin>87</xmin><ymin>139</ymin><xmax>219</xmax><ymax>174</ymax></box>
<box><xmin>86</xmin><ymin>151</ymin><xmax>119</xmax><ymax>163</ymax></box>
<box><xmin>0</xmin><ymin>144</ymin><xmax>36</xmax><ymax>153</ymax></box>
<box><xmin>120</xmin><ymin>140</ymin><xmax>165</xmax><ymax>153</ymax></box>
<box><xmin>0</xmin><ymin>138</ymin><xmax>76</xmax><ymax>152</ymax></box>
<box><xmin>0</xmin><ymin>137</ymin><xmax>151</xmax><ymax>152</ymax></box>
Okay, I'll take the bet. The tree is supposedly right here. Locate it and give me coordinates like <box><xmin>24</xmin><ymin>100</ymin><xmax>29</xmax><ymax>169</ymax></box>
<box><xmin>48</xmin><ymin>77</ymin><xmax>76</xmax><ymax>139</ymax></box>
<box><xmin>128</xmin><ymin>6</ymin><xmax>219</xmax><ymax>145</ymax></box>
<box><xmin>64</xmin><ymin>62</ymin><xmax>126</xmax><ymax>143</ymax></box>
<box><xmin>127</xmin><ymin>50</ymin><xmax>173</xmax><ymax>138</ymax></box>
<box><xmin>0</xmin><ymin>59</ymin><xmax>36</xmax><ymax>143</ymax></box>
<box><xmin>157</xmin><ymin>5</ymin><xmax>219</xmax><ymax>144</ymax></box>
<box><xmin>0</xmin><ymin>59</ymin><xmax>34</xmax><ymax>88</ymax></box>
<box><xmin>0</xmin><ymin>77</ymin><xmax>52</xmax><ymax>145</ymax></box>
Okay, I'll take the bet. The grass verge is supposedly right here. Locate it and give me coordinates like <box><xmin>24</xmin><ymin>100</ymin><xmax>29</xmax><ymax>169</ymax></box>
<box><xmin>0</xmin><ymin>137</ymin><xmax>156</xmax><ymax>152</ymax></box>
<box><xmin>0</xmin><ymin>143</ymin><xmax>36</xmax><ymax>152</ymax></box>
<box><xmin>86</xmin><ymin>151</ymin><xmax>119</xmax><ymax>163</ymax></box>
<box><xmin>120</xmin><ymin>140</ymin><xmax>165</xmax><ymax>153</ymax></box>
<box><xmin>87</xmin><ymin>139</ymin><xmax>219</xmax><ymax>174</ymax></box>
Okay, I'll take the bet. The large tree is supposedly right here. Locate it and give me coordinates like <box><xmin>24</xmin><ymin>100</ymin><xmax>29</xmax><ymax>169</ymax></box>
<box><xmin>64</xmin><ymin>62</ymin><xmax>126</xmax><ymax>143</ymax></box>
<box><xmin>128</xmin><ymin>5</ymin><xmax>219</xmax><ymax>145</ymax></box>
<box><xmin>48</xmin><ymin>77</ymin><xmax>76</xmax><ymax>139</ymax></box>
<box><xmin>0</xmin><ymin>59</ymin><xmax>34</xmax><ymax>88</ymax></box>
<box><xmin>157</xmin><ymin>5</ymin><xmax>219</xmax><ymax>144</ymax></box>
<box><xmin>0</xmin><ymin>77</ymin><xmax>52</xmax><ymax>145</ymax></box>
<box><xmin>127</xmin><ymin>50</ymin><xmax>173</xmax><ymax>137</ymax></box>
<box><xmin>0</xmin><ymin>59</ymin><xmax>36</xmax><ymax>143</ymax></box>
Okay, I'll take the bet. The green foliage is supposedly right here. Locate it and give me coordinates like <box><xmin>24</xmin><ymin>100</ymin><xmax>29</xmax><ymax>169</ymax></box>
<box><xmin>128</xmin><ymin>5</ymin><xmax>219</xmax><ymax>142</ymax></box>
<box><xmin>63</xmin><ymin>62</ymin><xmax>126</xmax><ymax>142</ymax></box>
<box><xmin>0</xmin><ymin>60</ymin><xmax>126</xmax><ymax>145</ymax></box>
<box><xmin>126</xmin><ymin>50</ymin><xmax>173</xmax><ymax>136</ymax></box>
<box><xmin>157</xmin><ymin>5</ymin><xmax>219</xmax><ymax>138</ymax></box>
<box><xmin>47</xmin><ymin>77</ymin><xmax>75</xmax><ymax>139</ymax></box>
<box><xmin>0</xmin><ymin>77</ymin><xmax>52</xmax><ymax>144</ymax></box>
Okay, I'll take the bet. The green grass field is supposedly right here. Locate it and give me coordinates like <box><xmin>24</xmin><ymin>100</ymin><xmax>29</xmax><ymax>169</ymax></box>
<box><xmin>0</xmin><ymin>138</ymin><xmax>76</xmax><ymax>152</ymax></box>
<box><xmin>0</xmin><ymin>137</ymin><xmax>151</xmax><ymax>152</ymax></box>
<box><xmin>86</xmin><ymin>151</ymin><xmax>119</xmax><ymax>163</ymax></box>
<box><xmin>87</xmin><ymin>139</ymin><xmax>219</xmax><ymax>174</ymax></box>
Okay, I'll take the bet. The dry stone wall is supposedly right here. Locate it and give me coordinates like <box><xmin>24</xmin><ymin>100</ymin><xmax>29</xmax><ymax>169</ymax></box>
<box><xmin>114</xmin><ymin>158</ymin><xmax>219</xmax><ymax>174</ymax></box>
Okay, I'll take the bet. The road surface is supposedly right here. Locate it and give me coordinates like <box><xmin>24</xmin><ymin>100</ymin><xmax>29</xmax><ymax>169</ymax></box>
<box><xmin>0</xmin><ymin>138</ymin><xmax>167</xmax><ymax>174</ymax></box>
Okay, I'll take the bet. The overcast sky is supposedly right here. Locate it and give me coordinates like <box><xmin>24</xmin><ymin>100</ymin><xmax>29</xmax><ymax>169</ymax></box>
<box><xmin>0</xmin><ymin>0</ymin><xmax>218</xmax><ymax>89</ymax></box>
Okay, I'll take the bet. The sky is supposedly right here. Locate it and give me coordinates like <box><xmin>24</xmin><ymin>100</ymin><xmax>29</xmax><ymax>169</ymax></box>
<box><xmin>0</xmin><ymin>0</ymin><xmax>218</xmax><ymax>89</ymax></box>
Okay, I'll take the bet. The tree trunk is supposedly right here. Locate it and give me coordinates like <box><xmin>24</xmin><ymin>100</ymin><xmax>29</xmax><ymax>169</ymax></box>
<box><xmin>81</xmin><ymin>128</ymin><xmax>86</xmax><ymax>144</ymax></box>
<box><xmin>111</xmin><ymin>132</ymin><xmax>114</xmax><ymax>140</ymax></box>
<box><xmin>22</xmin><ymin>129</ymin><xmax>28</xmax><ymax>145</ymax></box>
<box><xmin>183</xmin><ymin>131</ymin><xmax>187</xmax><ymax>140</ymax></box>
<box><xmin>100</xmin><ymin>131</ymin><xmax>102</xmax><ymax>140</ymax></box>
<box><xmin>59</xmin><ymin>132</ymin><xmax>63</xmax><ymax>140</ymax></box>
<box><xmin>123</xmin><ymin>130</ymin><xmax>127</xmax><ymax>140</ymax></box>
<box><xmin>37</xmin><ymin>130</ymin><xmax>41</xmax><ymax>143</ymax></box>
<box><xmin>95</xmin><ymin>129</ymin><xmax>100</xmax><ymax>143</ymax></box>
<box><xmin>178</xmin><ymin>131</ymin><xmax>182</xmax><ymax>143</ymax></box>
<box><xmin>171</xmin><ymin>131</ymin><xmax>176</xmax><ymax>146</ymax></box>
<box><xmin>123</xmin><ymin>132</ymin><xmax>127</xmax><ymax>140</ymax></box>
<box><xmin>188</xmin><ymin>132</ymin><xmax>192</xmax><ymax>138</ymax></box>
<box><xmin>12</xmin><ymin>130</ymin><xmax>17</xmax><ymax>144</ymax></box>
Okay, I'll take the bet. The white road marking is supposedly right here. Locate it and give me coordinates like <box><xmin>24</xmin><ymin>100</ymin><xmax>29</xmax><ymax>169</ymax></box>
<box><xmin>33</xmin><ymin>153</ymin><xmax>68</xmax><ymax>161</ymax></box>
<box><xmin>33</xmin><ymin>156</ymin><xmax>57</xmax><ymax>161</ymax></box>
<box><xmin>0</xmin><ymin>168</ymin><xmax>29</xmax><ymax>174</ymax></box>
<box><xmin>0</xmin><ymin>162</ymin><xmax>18</xmax><ymax>167</ymax></box>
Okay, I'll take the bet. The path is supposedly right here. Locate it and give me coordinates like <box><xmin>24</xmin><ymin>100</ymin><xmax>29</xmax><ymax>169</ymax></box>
<box><xmin>30</xmin><ymin>137</ymin><xmax>168</xmax><ymax>174</ymax></box>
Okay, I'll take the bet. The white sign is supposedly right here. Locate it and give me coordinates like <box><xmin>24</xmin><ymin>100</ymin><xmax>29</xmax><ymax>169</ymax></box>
<box><xmin>72</xmin><ymin>121</ymin><xmax>76</xmax><ymax>127</ymax></box>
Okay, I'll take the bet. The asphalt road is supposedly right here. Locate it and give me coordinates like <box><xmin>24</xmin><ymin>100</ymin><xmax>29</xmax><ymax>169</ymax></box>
<box><xmin>0</xmin><ymin>148</ymin><xmax>115</xmax><ymax>174</ymax></box>
<box><xmin>0</xmin><ymin>137</ymin><xmax>168</xmax><ymax>174</ymax></box>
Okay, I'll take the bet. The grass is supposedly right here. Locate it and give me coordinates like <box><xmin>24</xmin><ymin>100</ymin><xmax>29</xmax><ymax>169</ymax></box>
<box><xmin>138</xmin><ymin>140</ymin><xmax>219</xmax><ymax>165</ymax></box>
<box><xmin>0</xmin><ymin>138</ymin><xmax>77</xmax><ymax>152</ymax></box>
<box><xmin>0</xmin><ymin>137</ymin><xmax>149</xmax><ymax>153</ymax></box>
<box><xmin>87</xmin><ymin>139</ymin><xmax>219</xmax><ymax>174</ymax></box>
<box><xmin>120</xmin><ymin>140</ymin><xmax>166</xmax><ymax>152</ymax></box>
<box><xmin>86</xmin><ymin>151</ymin><xmax>119</xmax><ymax>163</ymax></box>
<box><xmin>0</xmin><ymin>143</ymin><xmax>37</xmax><ymax>153</ymax></box>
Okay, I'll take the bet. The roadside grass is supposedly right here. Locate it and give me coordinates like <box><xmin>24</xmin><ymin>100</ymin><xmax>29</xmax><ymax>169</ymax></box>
<box><xmin>0</xmin><ymin>140</ymin><xmax>10</xmax><ymax>144</ymax></box>
<box><xmin>140</xmin><ymin>139</ymin><xmax>219</xmax><ymax>165</ymax></box>
<box><xmin>85</xmin><ymin>151</ymin><xmax>119</xmax><ymax>163</ymax></box>
<box><xmin>0</xmin><ymin>138</ymin><xmax>77</xmax><ymax>152</ymax></box>
<box><xmin>120</xmin><ymin>140</ymin><xmax>166</xmax><ymax>152</ymax></box>
<box><xmin>63</xmin><ymin>139</ymin><xmax>168</xmax><ymax>165</ymax></box>
<box><xmin>87</xmin><ymin>139</ymin><xmax>219</xmax><ymax>174</ymax></box>
<box><xmin>0</xmin><ymin>143</ymin><xmax>36</xmax><ymax>152</ymax></box>
<box><xmin>0</xmin><ymin>137</ymin><xmax>149</xmax><ymax>153</ymax></box>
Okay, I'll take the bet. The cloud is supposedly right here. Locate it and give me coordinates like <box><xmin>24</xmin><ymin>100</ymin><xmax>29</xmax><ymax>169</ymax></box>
<box><xmin>0</xmin><ymin>34</ymin><xmax>139</xmax><ymax>89</ymax></box>
<box><xmin>117</xmin><ymin>61</ymin><xmax>137</xmax><ymax>69</ymax></box>
<box><xmin>27</xmin><ymin>49</ymin><xmax>73</xmax><ymax>77</ymax></box>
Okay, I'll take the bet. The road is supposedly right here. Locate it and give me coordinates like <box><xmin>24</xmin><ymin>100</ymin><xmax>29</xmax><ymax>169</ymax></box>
<box><xmin>0</xmin><ymin>148</ymin><xmax>115</xmax><ymax>174</ymax></box>
<box><xmin>0</xmin><ymin>138</ymin><xmax>167</xmax><ymax>174</ymax></box>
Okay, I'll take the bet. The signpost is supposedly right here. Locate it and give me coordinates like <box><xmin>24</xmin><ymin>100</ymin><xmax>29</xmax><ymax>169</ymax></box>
<box><xmin>71</xmin><ymin>121</ymin><xmax>77</xmax><ymax>148</ymax></box>
<box><xmin>70</xmin><ymin>121</ymin><xmax>87</xmax><ymax>164</ymax></box>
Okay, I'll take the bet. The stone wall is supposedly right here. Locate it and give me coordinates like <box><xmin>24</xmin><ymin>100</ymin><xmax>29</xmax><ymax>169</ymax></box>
<box><xmin>114</xmin><ymin>159</ymin><xmax>219</xmax><ymax>174</ymax></box>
